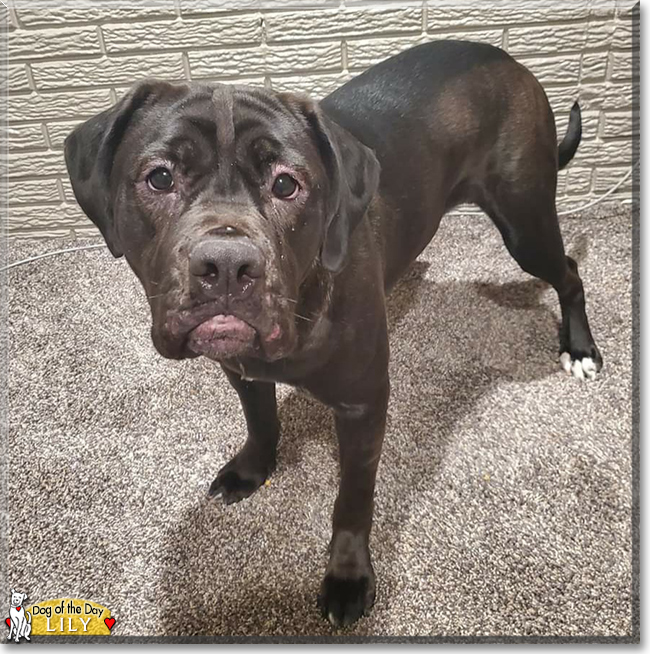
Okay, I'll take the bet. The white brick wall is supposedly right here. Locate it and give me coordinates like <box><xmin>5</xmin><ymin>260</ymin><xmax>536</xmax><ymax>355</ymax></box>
<box><xmin>6</xmin><ymin>0</ymin><xmax>637</xmax><ymax>239</ymax></box>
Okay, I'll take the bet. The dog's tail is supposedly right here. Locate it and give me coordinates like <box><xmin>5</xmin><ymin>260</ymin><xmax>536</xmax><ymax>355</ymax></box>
<box><xmin>558</xmin><ymin>101</ymin><xmax>582</xmax><ymax>170</ymax></box>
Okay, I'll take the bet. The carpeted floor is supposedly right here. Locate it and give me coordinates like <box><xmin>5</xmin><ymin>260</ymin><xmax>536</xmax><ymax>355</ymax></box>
<box><xmin>4</xmin><ymin>206</ymin><xmax>635</xmax><ymax>640</ymax></box>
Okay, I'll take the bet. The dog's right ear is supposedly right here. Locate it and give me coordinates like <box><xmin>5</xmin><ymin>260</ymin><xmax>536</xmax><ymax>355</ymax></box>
<box><xmin>64</xmin><ymin>80</ymin><xmax>177</xmax><ymax>258</ymax></box>
<box><xmin>278</xmin><ymin>93</ymin><xmax>380</xmax><ymax>274</ymax></box>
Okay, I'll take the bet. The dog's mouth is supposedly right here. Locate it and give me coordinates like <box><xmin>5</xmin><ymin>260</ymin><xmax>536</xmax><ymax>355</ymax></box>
<box><xmin>157</xmin><ymin>299</ymin><xmax>291</xmax><ymax>362</ymax></box>
<box><xmin>186</xmin><ymin>314</ymin><xmax>257</xmax><ymax>358</ymax></box>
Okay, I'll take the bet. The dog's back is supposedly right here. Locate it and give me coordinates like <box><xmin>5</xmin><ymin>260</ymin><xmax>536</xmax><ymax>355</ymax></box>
<box><xmin>322</xmin><ymin>40</ymin><xmax>559</xmax><ymax>288</ymax></box>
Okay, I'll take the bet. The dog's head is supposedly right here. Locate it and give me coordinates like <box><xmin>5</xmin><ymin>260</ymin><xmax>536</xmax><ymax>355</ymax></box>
<box><xmin>10</xmin><ymin>590</ymin><xmax>27</xmax><ymax>607</ymax></box>
<box><xmin>65</xmin><ymin>80</ymin><xmax>379</xmax><ymax>362</ymax></box>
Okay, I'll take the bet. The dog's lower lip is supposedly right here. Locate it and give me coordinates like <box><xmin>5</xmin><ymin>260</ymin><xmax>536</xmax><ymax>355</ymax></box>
<box><xmin>186</xmin><ymin>314</ymin><xmax>256</xmax><ymax>357</ymax></box>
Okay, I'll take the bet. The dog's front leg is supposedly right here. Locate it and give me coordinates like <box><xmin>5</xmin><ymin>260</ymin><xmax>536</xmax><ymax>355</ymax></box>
<box><xmin>318</xmin><ymin>379</ymin><xmax>389</xmax><ymax>627</ymax></box>
<box><xmin>208</xmin><ymin>365</ymin><xmax>280</xmax><ymax>504</ymax></box>
<box><xmin>7</xmin><ymin>620</ymin><xmax>13</xmax><ymax>640</ymax></box>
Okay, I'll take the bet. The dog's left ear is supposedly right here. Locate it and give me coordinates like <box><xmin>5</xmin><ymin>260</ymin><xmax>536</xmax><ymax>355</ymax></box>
<box><xmin>280</xmin><ymin>94</ymin><xmax>381</xmax><ymax>274</ymax></box>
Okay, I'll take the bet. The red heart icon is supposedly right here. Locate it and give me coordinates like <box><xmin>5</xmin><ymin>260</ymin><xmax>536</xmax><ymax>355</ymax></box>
<box><xmin>16</xmin><ymin>607</ymin><xmax>21</xmax><ymax>612</ymax></box>
<box><xmin>4</xmin><ymin>618</ymin><xmax>9</xmax><ymax>627</ymax></box>
<box><xmin>104</xmin><ymin>617</ymin><xmax>115</xmax><ymax>630</ymax></box>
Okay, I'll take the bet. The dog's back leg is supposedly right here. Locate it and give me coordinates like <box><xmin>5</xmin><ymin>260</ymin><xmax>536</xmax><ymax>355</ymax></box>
<box><xmin>478</xmin><ymin>173</ymin><xmax>602</xmax><ymax>380</ymax></box>
<box><xmin>23</xmin><ymin>617</ymin><xmax>31</xmax><ymax>641</ymax></box>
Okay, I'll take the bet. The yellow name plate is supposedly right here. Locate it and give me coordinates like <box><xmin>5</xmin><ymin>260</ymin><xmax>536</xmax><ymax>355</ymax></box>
<box><xmin>27</xmin><ymin>598</ymin><xmax>114</xmax><ymax>636</ymax></box>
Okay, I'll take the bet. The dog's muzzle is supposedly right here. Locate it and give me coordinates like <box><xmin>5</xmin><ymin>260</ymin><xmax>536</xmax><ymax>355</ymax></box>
<box><xmin>181</xmin><ymin>234</ymin><xmax>265</xmax><ymax>358</ymax></box>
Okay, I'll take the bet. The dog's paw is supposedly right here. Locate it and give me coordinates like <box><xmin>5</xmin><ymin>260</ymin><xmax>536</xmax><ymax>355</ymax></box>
<box><xmin>560</xmin><ymin>350</ymin><xmax>602</xmax><ymax>381</ymax></box>
<box><xmin>318</xmin><ymin>573</ymin><xmax>376</xmax><ymax>628</ymax></box>
<box><xmin>208</xmin><ymin>454</ymin><xmax>274</xmax><ymax>505</ymax></box>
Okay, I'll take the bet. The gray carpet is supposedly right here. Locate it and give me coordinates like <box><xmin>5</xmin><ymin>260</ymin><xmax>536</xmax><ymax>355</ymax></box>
<box><xmin>4</xmin><ymin>206</ymin><xmax>634</xmax><ymax>639</ymax></box>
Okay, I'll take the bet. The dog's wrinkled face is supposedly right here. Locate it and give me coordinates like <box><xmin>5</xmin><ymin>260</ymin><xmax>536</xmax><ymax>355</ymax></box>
<box><xmin>65</xmin><ymin>80</ymin><xmax>379</xmax><ymax>363</ymax></box>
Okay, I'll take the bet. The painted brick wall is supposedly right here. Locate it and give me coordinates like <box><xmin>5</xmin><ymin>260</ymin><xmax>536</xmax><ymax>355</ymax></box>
<box><xmin>6</xmin><ymin>0</ymin><xmax>637</xmax><ymax>238</ymax></box>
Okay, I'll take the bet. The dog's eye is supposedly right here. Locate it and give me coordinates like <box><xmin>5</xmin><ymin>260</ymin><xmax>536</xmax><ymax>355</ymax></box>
<box><xmin>272</xmin><ymin>173</ymin><xmax>299</xmax><ymax>199</ymax></box>
<box><xmin>147</xmin><ymin>167</ymin><xmax>174</xmax><ymax>191</ymax></box>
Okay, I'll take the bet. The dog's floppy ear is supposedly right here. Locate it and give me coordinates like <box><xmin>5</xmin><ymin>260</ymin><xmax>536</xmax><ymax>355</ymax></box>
<box><xmin>281</xmin><ymin>94</ymin><xmax>380</xmax><ymax>274</ymax></box>
<box><xmin>64</xmin><ymin>80</ymin><xmax>176</xmax><ymax>258</ymax></box>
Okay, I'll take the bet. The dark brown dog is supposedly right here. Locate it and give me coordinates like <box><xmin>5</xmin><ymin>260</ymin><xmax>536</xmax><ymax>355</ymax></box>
<box><xmin>65</xmin><ymin>40</ymin><xmax>602</xmax><ymax>627</ymax></box>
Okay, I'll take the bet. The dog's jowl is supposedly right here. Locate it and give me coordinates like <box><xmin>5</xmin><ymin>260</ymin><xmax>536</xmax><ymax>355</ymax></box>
<box><xmin>65</xmin><ymin>41</ymin><xmax>602</xmax><ymax>627</ymax></box>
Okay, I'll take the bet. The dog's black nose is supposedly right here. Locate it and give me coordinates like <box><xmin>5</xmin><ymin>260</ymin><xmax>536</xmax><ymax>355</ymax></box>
<box><xmin>189</xmin><ymin>237</ymin><xmax>264</xmax><ymax>300</ymax></box>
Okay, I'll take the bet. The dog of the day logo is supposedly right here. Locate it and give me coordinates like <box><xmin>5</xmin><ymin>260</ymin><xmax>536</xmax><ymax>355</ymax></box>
<box><xmin>7</xmin><ymin>590</ymin><xmax>31</xmax><ymax>642</ymax></box>
<box><xmin>6</xmin><ymin>591</ymin><xmax>115</xmax><ymax>638</ymax></box>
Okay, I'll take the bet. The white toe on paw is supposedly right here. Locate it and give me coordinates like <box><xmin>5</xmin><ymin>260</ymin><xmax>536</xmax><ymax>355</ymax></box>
<box><xmin>581</xmin><ymin>357</ymin><xmax>597</xmax><ymax>380</ymax></box>
<box><xmin>571</xmin><ymin>359</ymin><xmax>585</xmax><ymax>380</ymax></box>
<box><xmin>560</xmin><ymin>353</ymin><xmax>598</xmax><ymax>380</ymax></box>
<box><xmin>560</xmin><ymin>352</ymin><xmax>572</xmax><ymax>373</ymax></box>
